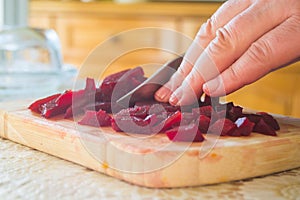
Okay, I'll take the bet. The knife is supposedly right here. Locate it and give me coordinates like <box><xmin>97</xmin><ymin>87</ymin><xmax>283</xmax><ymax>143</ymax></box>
<box><xmin>116</xmin><ymin>55</ymin><xmax>184</xmax><ymax>106</ymax></box>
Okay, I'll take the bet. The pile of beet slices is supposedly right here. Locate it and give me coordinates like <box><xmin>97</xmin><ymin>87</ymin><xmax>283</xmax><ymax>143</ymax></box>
<box><xmin>29</xmin><ymin>67</ymin><xmax>280</xmax><ymax>142</ymax></box>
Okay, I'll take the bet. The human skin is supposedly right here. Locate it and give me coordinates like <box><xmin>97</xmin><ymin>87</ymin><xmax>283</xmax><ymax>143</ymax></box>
<box><xmin>154</xmin><ymin>0</ymin><xmax>300</xmax><ymax>106</ymax></box>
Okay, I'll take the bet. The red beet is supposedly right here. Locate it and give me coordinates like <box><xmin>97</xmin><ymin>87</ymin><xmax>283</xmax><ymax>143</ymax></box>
<box><xmin>100</xmin><ymin>67</ymin><xmax>146</xmax><ymax>102</ymax></box>
<box><xmin>115</xmin><ymin>106</ymin><xmax>149</xmax><ymax>119</ymax></box>
<box><xmin>192</xmin><ymin>105</ymin><xmax>213</xmax><ymax>118</ymax></box>
<box><xmin>244</xmin><ymin>113</ymin><xmax>262</xmax><ymax>124</ymax></box>
<box><xmin>198</xmin><ymin>115</ymin><xmax>211</xmax><ymax>133</ymax></box>
<box><xmin>230</xmin><ymin>117</ymin><xmax>255</xmax><ymax>136</ymax></box>
<box><xmin>226</xmin><ymin>103</ymin><xmax>243</xmax><ymax>122</ymax></box>
<box><xmin>41</xmin><ymin>90</ymin><xmax>73</xmax><ymax>118</ymax></box>
<box><xmin>165</xmin><ymin>124</ymin><xmax>205</xmax><ymax>142</ymax></box>
<box><xmin>84</xmin><ymin>102</ymin><xmax>124</xmax><ymax>114</ymax></box>
<box><xmin>181</xmin><ymin>112</ymin><xmax>196</xmax><ymax>126</ymax></box>
<box><xmin>78</xmin><ymin>110</ymin><xmax>112</xmax><ymax>127</ymax></box>
<box><xmin>112</xmin><ymin>113</ymin><xmax>158</xmax><ymax>134</ymax></box>
<box><xmin>158</xmin><ymin>111</ymin><xmax>182</xmax><ymax>132</ymax></box>
<box><xmin>257</xmin><ymin>112</ymin><xmax>280</xmax><ymax>131</ymax></box>
<box><xmin>28</xmin><ymin>67</ymin><xmax>281</xmax><ymax>143</ymax></box>
<box><xmin>135</xmin><ymin>101</ymin><xmax>180</xmax><ymax>113</ymax></box>
<box><xmin>28</xmin><ymin>93</ymin><xmax>61</xmax><ymax>113</ymax></box>
<box><xmin>253</xmin><ymin>118</ymin><xmax>277</xmax><ymax>136</ymax></box>
<box><xmin>209</xmin><ymin>118</ymin><xmax>237</xmax><ymax>136</ymax></box>
<box><xmin>244</xmin><ymin>113</ymin><xmax>278</xmax><ymax>135</ymax></box>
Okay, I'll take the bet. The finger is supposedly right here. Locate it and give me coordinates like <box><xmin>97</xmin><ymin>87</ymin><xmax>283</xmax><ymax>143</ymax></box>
<box><xmin>203</xmin><ymin>15</ymin><xmax>300</xmax><ymax>97</ymax></box>
<box><xmin>154</xmin><ymin>41</ymin><xmax>202</xmax><ymax>102</ymax></box>
<box><xmin>171</xmin><ymin>0</ymin><xmax>290</xmax><ymax>105</ymax></box>
<box><xmin>196</xmin><ymin>0</ymin><xmax>252</xmax><ymax>48</ymax></box>
<box><xmin>155</xmin><ymin>0</ymin><xmax>251</xmax><ymax>103</ymax></box>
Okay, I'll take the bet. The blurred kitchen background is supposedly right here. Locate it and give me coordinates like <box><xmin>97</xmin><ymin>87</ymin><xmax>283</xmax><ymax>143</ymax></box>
<box><xmin>0</xmin><ymin>0</ymin><xmax>299</xmax><ymax>117</ymax></box>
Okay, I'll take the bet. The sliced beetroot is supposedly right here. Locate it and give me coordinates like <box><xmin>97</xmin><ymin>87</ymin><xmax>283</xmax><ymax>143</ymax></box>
<box><xmin>84</xmin><ymin>101</ymin><xmax>112</xmax><ymax>113</ymax></box>
<box><xmin>102</xmin><ymin>69</ymin><xmax>130</xmax><ymax>84</ymax></box>
<box><xmin>135</xmin><ymin>101</ymin><xmax>180</xmax><ymax>113</ymax></box>
<box><xmin>211</xmin><ymin>110</ymin><xmax>227</xmax><ymax>123</ymax></box>
<box><xmin>165</xmin><ymin>124</ymin><xmax>205</xmax><ymax>142</ymax></box>
<box><xmin>64</xmin><ymin>78</ymin><xmax>98</xmax><ymax>119</ymax></box>
<box><xmin>192</xmin><ymin>105</ymin><xmax>213</xmax><ymax>118</ymax></box>
<box><xmin>230</xmin><ymin>117</ymin><xmax>255</xmax><ymax>136</ymax></box>
<box><xmin>112</xmin><ymin>105</ymin><xmax>158</xmax><ymax>134</ymax></box>
<box><xmin>257</xmin><ymin>112</ymin><xmax>280</xmax><ymax>131</ymax></box>
<box><xmin>111</xmin><ymin>113</ymin><xmax>158</xmax><ymax>134</ymax></box>
<box><xmin>85</xmin><ymin>77</ymin><xmax>96</xmax><ymax>92</ymax></box>
<box><xmin>181</xmin><ymin>112</ymin><xmax>196</xmax><ymax>126</ymax></box>
<box><xmin>253</xmin><ymin>118</ymin><xmax>277</xmax><ymax>136</ymax></box>
<box><xmin>214</xmin><ymin>102</ymin><xmax>243</xmax><ymax>122</ymax></box>
<box><xmin>198</xmin><ymin>115</ymin><xmax>211</xmax><ymax>133</ymax></box>
<box><xmin>28</xmin><ymin>67</ymin><xmax>281</xmax><ymax>142</ymax></box>
<box><xmin>115</xmin><ymin>106</ymin><xmax>149</xmax><ymax>119</ymax></box>
<box><xmin>244</xmin><ymin>113</ymin><xmax>262</xmax><ymax>124</ymax></box>
<box><xmin>119</xmin><ymin>66</ymin><xmax>144</xmax><ymax>82</ymax></box>
<box><xmin>64</xmin><ymin>90</ymin><xmax>86</xmax><ymax>118</ymax></box>
<box><xmin>28</xmin><ymin>93</ymin><xmax>61</xmax><ymax>113</ymax></box>
<box><xmin>157</xmin><ymin>111</ymin><xmax>182</xmax><ymax>132</ymax></box>
<box><xmin>100</xmin><ymin>67</ymin><xmax>146</xmax><ymax>102</ymax></box>
<box><xmin>226</xmin><ymin>103</ymin><xmax>243</xmax><ymax>122</ymax></box>
<box><xmin>41</xmin><ymin>90</ymin><xmax>73</xmax><ymax>118</ymax></box>
<box><xmin>78</xmin><ymin>110</ymin><xmax>112</xmax><ymax>127</ymax></box>
<box><xmin>64</xmin><ymin>106</ymin><xmax>74</xmax><ymax>119</ymax></box>
<box><xmin>209</xmin><ymin>118</ymin><xmax>237</xmax><ymax>136</ymax></box>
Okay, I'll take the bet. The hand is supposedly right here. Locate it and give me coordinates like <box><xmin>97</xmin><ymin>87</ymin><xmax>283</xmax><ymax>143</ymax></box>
<box><xmin>155</xmin><ymin>0</ymin><xmax>300</xmax><ymax>106</ymax></box>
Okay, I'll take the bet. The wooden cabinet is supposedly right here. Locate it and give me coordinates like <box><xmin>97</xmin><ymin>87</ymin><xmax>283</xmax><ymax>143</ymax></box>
<box><xmin>29</xmin><ymin>1</ymin><xmax>300</xmax><ymax>118</ymax></box>
<box><xmin>29</xmin><ymin>1</ymin><xmax>220</xmax><ymax>67</ymax></box>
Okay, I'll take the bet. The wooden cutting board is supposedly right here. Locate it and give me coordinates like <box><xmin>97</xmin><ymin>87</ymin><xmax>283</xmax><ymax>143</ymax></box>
<box><xmin>0</xmin><ymin>100</ymin><xmax>300</xmax><ymax>188</ymax></box>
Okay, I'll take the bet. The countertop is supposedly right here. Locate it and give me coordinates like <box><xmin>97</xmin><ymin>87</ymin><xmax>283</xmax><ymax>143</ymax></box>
<box><xmin>1</xmin><ymin>137</ymin><xmax>300</xmax><ymax>199</ymax></box>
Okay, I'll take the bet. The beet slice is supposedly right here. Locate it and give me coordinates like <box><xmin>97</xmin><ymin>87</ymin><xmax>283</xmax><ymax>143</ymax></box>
<box><xmin>244</xmin><ymin>113</ymin><xmax>262</xmax><ymax>124</ymax></box>
<box><xmin>135</xmin><ymin>101</ymin><xmax>181</xmax><ymax>113</ymax></box>
<box><xmin>158</xmin><ymin>111</ymin><xmax>182</xmax><ymax>132</ymax></box>
<box><xmin>198</xmin><ymin>115</ymin><xmax>211</xmax><ymax>133</ymax></box>
<box><xmin>165</xmin><ymin>124</ymin><xmax>205</xmax><ymax>142</ymax></box>
<box><xmin>41</xmin><ymin>90</ymin><xmax>73</xmax><ymax>118</ymax></box>
<box><xmin>84</xmin><ymin>102</ymin><xmax>124</xmax><ymax>114</ymax></box>
<box><xmin>257</xmin><ymin>112</ymin><xmax>280</xmax><ymax>131</ymax></box>
<box><xmin>192</xmin><ymin>105</ymin><xmax>213</xmax><ymax>118</ymax></box>
<box><xmin>100</xmin><ymin>67</ymin><xmax>146</xmax><ymax>102</ymax></box>
<box><xmin>226</xmin><ymin>103</ymin><xmax>243</xmax><ymax>122</ymax></box>
<box><xmin>64</xmin><ymin>78</ymin><xmax>98</xmax><ymax>119</ymax></box>
<box><xmin>111</xmin><ymin>113</ymin><xmax>158</xmax><ymax>134</ymax></box>
<box><xmin>230</xmin><ymin>117</ymin><xmax>255</xmax><ymax>136</ymax></box>
<box><xmin>181</xmin><ymin>112</ymin><xmax>196</xmax><ymax>126</ymax></box>
<box><xmin>253</xmin><ymin>118</ymin><xmax>277</xmax><ymax>136</ymax></box>
<box><xmin>209</xmin><ymin>118</ymin><xmax>237</xmax><ymax>136</ymax></box>
<box><xmin>28</xmin><ymin>93</ymin><xmax>61</xmax><ymax>113</ymax></box>
<box><xmin>115</xmin><ymin>106</ymin><xmax>149</xmax><ymax>119</ymax></box>
<box><xmin>78</xmin><ymin>110</ymin><xmax>112</xmax><ymax>127</ymax></box>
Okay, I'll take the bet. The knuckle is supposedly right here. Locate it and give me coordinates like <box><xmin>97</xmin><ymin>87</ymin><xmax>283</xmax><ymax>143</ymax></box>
<box><xmin>247</xmin><ymin>40</ymin><xmax>273</xmax><ymax>69</ymax></box>
<box><xmin>227</xmin><ymin>66</ymin><xmax>248</xmax><ymax>87</ymax></box>
<box><xmin>195</xmin><ymin>18</ymin><xmax>216</xmax><ymax>44</ymax></box>
<box><xmin>176</xmin><ymin>66</ymin><xmax>190</xmax><ymax>80</ymax></box>
<box><xmin>207</xmin><ymin>26</ymin><xmax>237</xmax><ymax>56</ymax></box>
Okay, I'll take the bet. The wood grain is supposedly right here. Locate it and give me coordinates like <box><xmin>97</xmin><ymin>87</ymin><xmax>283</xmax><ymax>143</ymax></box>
<box><xmin>0</xmin><ymin>102</ymin><xmax>300</xmax><ymax>188</ymax></box>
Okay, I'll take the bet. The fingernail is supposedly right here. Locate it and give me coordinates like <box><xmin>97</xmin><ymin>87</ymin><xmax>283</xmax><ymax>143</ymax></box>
<box><xmin>169</xmin><ymin>93</ymin><xmax>178</xmax><ymax>106</ymax></box>
<box><xmin>155</xmin><ymin>88</ymin><xmax>170</xmax><ymax>102</ymax></box>
<box><xmin>203</xmin><ymin>77</ymin><xmax>220</xmax><ymax>95</ymax></box>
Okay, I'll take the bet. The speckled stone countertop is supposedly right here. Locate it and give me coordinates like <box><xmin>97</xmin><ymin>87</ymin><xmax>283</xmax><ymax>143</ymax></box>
<box><xmin>1</xmin><ymin>138</ymin><xmax>300</xmax><ymax>200</ymax></box>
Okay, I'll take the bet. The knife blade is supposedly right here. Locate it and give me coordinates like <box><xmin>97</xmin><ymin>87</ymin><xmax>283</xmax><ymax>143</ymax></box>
<box><xmin>116</xmin><ymin>55</ymin><xmax>183</xmax><ymax>107</ymax></box>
